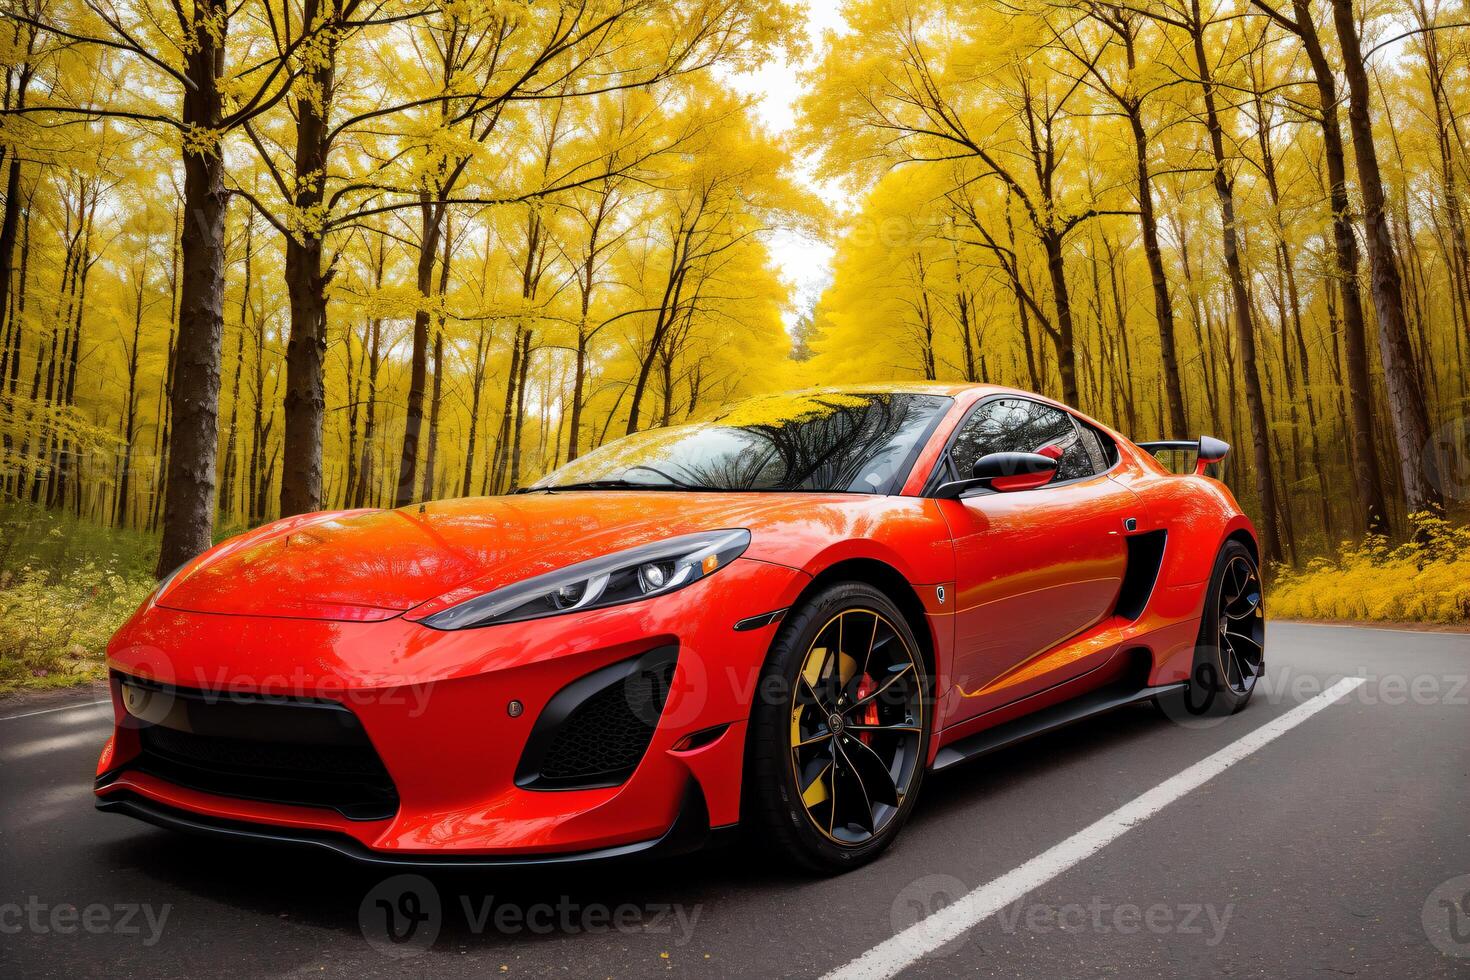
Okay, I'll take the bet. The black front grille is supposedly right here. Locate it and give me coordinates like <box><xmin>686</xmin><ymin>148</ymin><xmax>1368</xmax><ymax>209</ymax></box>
<box><xmin>140</xmin><ymin>725</ymin><xmax>390</xmax><ymax>778</ymax></box>
<box><xmin>114</xmin><ymin>674</ymin><xmax>398</xmax><ymax>821</ymax></box>
<box><xmin>517</xmin><ymin>647</ymin><xmax>677</xmax><ymax>790</ymax></box>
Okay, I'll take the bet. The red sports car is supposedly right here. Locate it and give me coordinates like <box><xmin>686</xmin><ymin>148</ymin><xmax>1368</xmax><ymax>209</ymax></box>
<box><xmin>96</xmin><ymin>384</ymin><xmax>1263</xmax><ymax>873</ymax></box>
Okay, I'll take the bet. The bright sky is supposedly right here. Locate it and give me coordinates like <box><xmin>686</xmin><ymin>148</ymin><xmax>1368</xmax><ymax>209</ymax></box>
<box><xmin>728</xmin><ymin>1</ymin><xmax>851</xmax><ymax>329</ymax></box>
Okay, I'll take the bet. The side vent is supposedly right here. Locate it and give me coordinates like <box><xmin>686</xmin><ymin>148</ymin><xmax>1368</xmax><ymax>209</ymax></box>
<box><xmin>1115</xmin><ymin>530</ymin><xmax>1167</xmax><ymax>621</ymax></box>
<box><xmin>516</xmin><ymin>646</ymin><xmax>678</xmax><ymax>791</ymax></box>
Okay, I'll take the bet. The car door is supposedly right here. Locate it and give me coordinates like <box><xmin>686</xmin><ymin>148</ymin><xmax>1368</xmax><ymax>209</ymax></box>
<box><xmin>934</xmin><ymin>397</ymin><xmax>1139</xmax><ymax>727</ymax></box>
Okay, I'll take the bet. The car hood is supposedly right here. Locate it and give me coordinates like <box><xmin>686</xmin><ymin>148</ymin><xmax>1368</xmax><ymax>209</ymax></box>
<box><xmin>156</xmin><ymin>492</ymin><xmax>811</xmax><ymax>621</ymax></box>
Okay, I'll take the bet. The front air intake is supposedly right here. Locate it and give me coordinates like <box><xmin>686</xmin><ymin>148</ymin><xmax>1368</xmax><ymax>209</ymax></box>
<box><xmin>516</xmin><ymin>646</ymin><xmax>678</xmax><ymax>791</ymax></box>
<box><xmin>110</xmin><ymin>673</ymin><xmax>399</xmax><ymax>821</ymax></box>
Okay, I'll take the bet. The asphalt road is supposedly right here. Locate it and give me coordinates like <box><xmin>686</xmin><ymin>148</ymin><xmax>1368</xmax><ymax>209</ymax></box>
<box><xmin>2</xmin><ymin>622</ymin><xmax>1467</xmax><ymax>978</ymax></box>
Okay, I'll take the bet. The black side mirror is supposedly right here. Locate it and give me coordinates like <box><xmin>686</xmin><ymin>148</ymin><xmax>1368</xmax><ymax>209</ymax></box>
<box><xmin>934</xmin><ymin>451</ymin><xmax>1060</xmax><ymax>499</ymax></box>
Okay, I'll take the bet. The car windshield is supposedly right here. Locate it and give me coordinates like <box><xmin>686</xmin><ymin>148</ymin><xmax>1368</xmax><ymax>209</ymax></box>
<box><xmin>532</xmin><ymin>391</ymin><xmax>953</xmax><ymax>494</ymax></box>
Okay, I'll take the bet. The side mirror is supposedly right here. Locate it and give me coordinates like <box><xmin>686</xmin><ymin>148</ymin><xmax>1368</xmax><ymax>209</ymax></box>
<box><xmin>934</xmin><ymin>451</ymin><xmax>1060</xmax><ymax>499</ymax></box>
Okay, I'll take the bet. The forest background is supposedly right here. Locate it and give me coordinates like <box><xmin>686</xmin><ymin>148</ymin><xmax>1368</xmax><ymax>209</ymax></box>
<box><xmin>2</xmin><ymin>0</ymin><xmax>1468</xmax><ymax>692</ymax></box>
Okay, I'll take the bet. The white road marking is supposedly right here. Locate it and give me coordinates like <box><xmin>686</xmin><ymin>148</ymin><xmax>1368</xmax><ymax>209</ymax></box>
<box><xmin>0</xmin><ymin>699</ymin><xmax>110</xmax><ymax>723</ymax></box>
<box><xmin>824</xmin><ymin>676</ymin><xmax>1368</xmax><ymax>980</ymax></box>
<box><xmin>2</xmin><ymin>730</ymin><xmax>109</xmax><ymax>761</ymax></box>
<box><xmin>1273</xmin><ymin>620</ymin><xmax>1470</xmax><ymax>637</ymax></box>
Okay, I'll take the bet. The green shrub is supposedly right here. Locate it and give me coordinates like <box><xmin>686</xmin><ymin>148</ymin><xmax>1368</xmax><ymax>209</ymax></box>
<box><xmin>0</xmin><ymin>505</ymin><xmax>156</xmax><ymax>694</ymax></box>
<box><xmin>0</xmin><ymin>564</ymin><xmax>153</xmax><ymax>693</ymax></box>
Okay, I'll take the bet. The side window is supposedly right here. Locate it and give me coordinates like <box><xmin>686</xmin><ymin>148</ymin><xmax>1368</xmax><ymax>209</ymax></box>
<box><xmin>1083</xmin><ymin>423</ymin><xmax>1119</xmax><ymax>468</ymax></box>
<box><xmin>1074</xmin><ymin>424</ymin><xmax>1109</xmax><ymax>474</ymax></box>
<box><xmin>949</xmin><ymin>398</ymin><xmax>1098</xmax><ymax>485</ymax></box>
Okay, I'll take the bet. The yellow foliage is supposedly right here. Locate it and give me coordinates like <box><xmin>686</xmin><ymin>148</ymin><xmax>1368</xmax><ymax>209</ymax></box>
<box><xmin>1271</xmin><ymin>516</ymin><xmax>1470</xmax><ymax>625</ymax></box>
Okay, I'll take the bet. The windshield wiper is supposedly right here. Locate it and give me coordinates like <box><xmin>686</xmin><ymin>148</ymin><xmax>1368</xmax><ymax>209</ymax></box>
<box><xmin>524</xmin><ymin>478</ymin><xmax>707</xmax><ymax>493</ymax></box>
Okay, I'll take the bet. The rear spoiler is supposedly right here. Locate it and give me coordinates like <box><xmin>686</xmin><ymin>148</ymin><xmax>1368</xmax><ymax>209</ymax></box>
<box><xmin>1135</xmin><ymin>436</ymin><xmax>1230</xmax><ymax>476</ymax></box>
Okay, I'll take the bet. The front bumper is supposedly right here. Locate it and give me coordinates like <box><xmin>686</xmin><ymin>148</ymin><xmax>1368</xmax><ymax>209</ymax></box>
<box><xmin>95</xmin><ymin>556</ymin><xmax>808</xmax><ymax>860</ymax></box>
<box><xmin>95</xmin><ymin>780</ymin><xmax>733</xmax><ymax>869</ymax></box>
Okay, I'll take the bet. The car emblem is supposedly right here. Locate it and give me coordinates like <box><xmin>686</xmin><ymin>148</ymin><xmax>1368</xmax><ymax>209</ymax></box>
<box><xmin>936</xmin><ymin>585</ymin><xmax>946</xmax><ymax>605</ymax></box>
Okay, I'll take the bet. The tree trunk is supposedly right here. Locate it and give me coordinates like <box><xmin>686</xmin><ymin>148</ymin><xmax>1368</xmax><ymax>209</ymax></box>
<box><xmin>915</xmin><ymin>258</ymin><xmax>938</xmax><ymax>381</ymax></box>
<box><xmin>353</xmin><ymin>317</ymin><xmax>382</xmax><ymax>509</ymax></box>
<box><xmin>53</xmin><ymin>223</ymin><xmax>92</xmax><ymax>513</ymax></box>
<box><xmin>659</xmin><ymin>350</ymin><xmax>675</xmax><ymax>427</ymax></box>
<box><xmin>1127</xmin><ymin>108</ymin><xmax>1187</xmax><ymax>435</ymax></box>
<box><xmin>1006</xmin><ymin>193</ymin><xmax>1042</xmax><ymax>393</ymax></box>
<box><xmin>568</xmin><ymin>328</ymin><xmax>587</xmax><ymax>462</ymax></box>
<box><xmin>422</xmin><ymin>328</ymin><xmax>444</xmax><ymax>500</ymax></box>
<box><xmin>1</xmin><ymin>201</ymin><xmax>29</xmax><ymax>443</ymax></box>
<box><xmin>150</xmin><ymin>316</ymin><xmax>177</xmax><ymax>533</ymax></box>
<box><xmin>28</xmin><ymin>225</ymin><xmax>78</xmax><ymax>502</ymax></box>
<box><xmin>421</xmin><ymin>216</ymin><xmax>452</xmax><ymax>500</ymax></box>
<box><xmin>0</xmin><ymin>63</ymin><xmax>31</xmax><ymax>348</ymax></box>
<box><xmin>341</xmin><ymin>322</ymin><xmax>360</xmax><ymax>508</ymax></box>
<box><xmin>148</xmin><ymin>223</ymin><xmax>181</xmax><ymax>531</ymax></box>
<box><xmin>627</xmin><ymin>230</ymin><xmax>691</xmax><ymax>435</ymax></box>
<box><xmin>278</xmin><ymin>11</ymin><xmax>338</xmax><ymax>518</ymax></box>
<box><xmin>490</xmin><ymin>326</ymin><xmax>524</xmax><ymax>493</ymax></box>
<box><xmin>460</xmin><ymin>319</ymin><xmax>490</xmax><ymax>495</ymax></box>
<box><xmin>116</xmin><ymin>268</ymin><xmax>145</xmax><ymax>527</ymax></box>
<box><xmin>1040</xmin><ymin>232</ymin><xmax>1081</xmax><ymax>407</ymax></box>
<box><xmin>246</xmin><ymin>302</ymin><xmax>267</xmax><ymax>524</ymax></box>
<box><xmin>1328</xmin><ymin>0</ymin><xmax>1443</xmax><ymax>519</ymax></box>
<box><xmin>394</xmin><ymin>197</ymin><xmax>443</xmax><ymax>507</ymax></box>
<box><xmin>1412</xmin><ymin>2</ymin><xmax>1470</xmax><ymax>352</ymax></box>
<box><xmin>507</xmin><ymin>329</ymin><xmax>531</xmax><ymax>490</ymax></box>
<box><xmin>1189</xmin><ymin>0</ymin><xmax>1284</xmax><ymax>564</ymax></box>
<box><xmin>155</xmin><ymin>1</ymin><xmax>229</xmax><ymax>577</ymax></box>
<box><xmin>219</xmin><ymin>208</ymin><xmax>252</xmax><ymax>520</ymax></box>
<box><xmin>280</xmin><ymin>241</ymin><xmax>327</xmax><ymax>517</ymax></box>
<box><xmin>1103</xmin><ymin>234</ymin><xmax>1139</xmax><ymax>435</ymax></box>
<box><xmin>1261</xmin><ymin>0</ymin><xmax>1391</xmax><ymax>537</ymax></box>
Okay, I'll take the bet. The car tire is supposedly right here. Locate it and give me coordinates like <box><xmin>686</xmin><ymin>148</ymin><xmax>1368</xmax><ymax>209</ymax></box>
<box><xmin>1171</xmin><ymin>538</ymin><xmax>1266</xmax><ymax>718</ymax></box>
<box><xmin>744</xmin><ymin>581</ymin><xmax>931</xmax><ymax>875</ymax></box>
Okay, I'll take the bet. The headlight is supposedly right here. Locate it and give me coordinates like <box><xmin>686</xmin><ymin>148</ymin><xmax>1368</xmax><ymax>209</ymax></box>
<box><xmin>422</xmin><ymin>529</ymin><xmax>751</xmax><ymax>630</ymax></box>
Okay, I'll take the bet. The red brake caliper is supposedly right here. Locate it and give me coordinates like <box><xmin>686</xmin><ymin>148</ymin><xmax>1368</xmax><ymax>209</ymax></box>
<box><xmin>855</xmin><ymin>674</ymin><xmax>878</xmax><ymax>745</ymax></box>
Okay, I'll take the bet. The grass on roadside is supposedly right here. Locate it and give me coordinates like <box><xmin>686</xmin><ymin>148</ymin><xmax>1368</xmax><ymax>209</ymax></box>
<box><xmin>1271</xmin><ymin>515</ymin><xmax>1470</xmax><ymax>626</ymax></box>
<box><xmin>0</xmin><ymin>505</ymin><xmax>157</xmax><ymax>695</ymax></box>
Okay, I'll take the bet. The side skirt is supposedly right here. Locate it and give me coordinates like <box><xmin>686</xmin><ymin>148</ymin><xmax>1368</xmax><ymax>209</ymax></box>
<box><xmin>930</xmin><ymin>680</ymin><xmax>1187</xmax><ymax>772</ymax></box>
